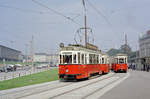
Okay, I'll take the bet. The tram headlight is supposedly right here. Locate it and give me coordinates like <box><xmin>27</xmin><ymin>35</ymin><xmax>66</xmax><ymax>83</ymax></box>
<box><xmin>66</xmin><ymin>69</ymin><xmax>69</xmax><ymax>72</ymax></box>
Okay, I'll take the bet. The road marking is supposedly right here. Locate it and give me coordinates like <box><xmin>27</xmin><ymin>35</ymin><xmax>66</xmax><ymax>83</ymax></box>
<box><xmin>85</xmin><ymin>73</ymin><xmax>130</xmax><ymax>99</ymax></box>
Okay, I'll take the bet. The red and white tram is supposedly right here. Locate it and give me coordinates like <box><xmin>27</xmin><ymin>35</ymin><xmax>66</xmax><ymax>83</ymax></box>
<box><xmin>58</xmin><ymin>0</ymin><xmax>110</xmax><ymax>80</ymax></box>
<box><xmin>100</xmin><ymin>54</ymin><xmax>110</xmax><ymax>74</ymax></box>
<box><xmin>59</xmin><ymin>44</ymin><xmax>110</xmax><ymax>80</ymax></box>
<box><xmin>111</xmin><ymin>54</ymin><xmax>128</xmax><ymax>73</ymax></box>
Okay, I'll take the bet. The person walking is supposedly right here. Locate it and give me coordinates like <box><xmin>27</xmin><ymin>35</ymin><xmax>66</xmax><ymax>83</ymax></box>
<box><xmin>147</xmin><ymin>64</ymin><xmax>149</xmax><ymax>72</ymax></box>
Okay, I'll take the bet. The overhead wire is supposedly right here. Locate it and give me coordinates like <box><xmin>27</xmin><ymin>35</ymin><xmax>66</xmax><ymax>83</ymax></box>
<box><xmin>86</xmin><ymin>0</ymin><xmax>112</xmax><ymax>27</ymax></box>
<box><xmin>86</xmin><ymin>0</ymin><xmax>120</xmax><ymax>45</ymax></box>
<box><xmin>0</xmin><ymin>4</ymin><xmax>46</xmax><ymax>14</ymax></box>
<box><xmin>32</xmin><ymin>0</ymin><xmax>81</xmax><ymax>26</ymax></box>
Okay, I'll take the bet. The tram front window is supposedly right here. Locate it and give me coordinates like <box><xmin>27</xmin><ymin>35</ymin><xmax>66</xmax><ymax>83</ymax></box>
<box><xmin>64</xmin><ymin>55</ymin><xmax>72</xmax><ymax>64</ymax></box>
<box><xmin>119</xmin><ymin>58</ymin><xmax>124</xmax><ymax>64</ymax></box>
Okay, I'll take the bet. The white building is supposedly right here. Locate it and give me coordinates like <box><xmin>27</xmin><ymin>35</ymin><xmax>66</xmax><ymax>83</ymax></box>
<box><xmin>34</xmin><ymin>53</ymin><xmax>47</xmax><ymax>63</ymax></box>
<box><xmin>34</xmin><ymin>53</ymin><xmax>59</xmax><ymax>65</ymax></box>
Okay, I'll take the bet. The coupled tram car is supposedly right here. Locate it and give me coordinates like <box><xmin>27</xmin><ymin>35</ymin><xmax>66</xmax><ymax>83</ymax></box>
<box><xmin>59</xmin><ymin>43</ymin><xmax>110</xmax><ymax>80</ymax></box>
<box><xmin>111</xmin><ymin>54</ymin><xmax>128</xmax><ymax>73</ymax></box>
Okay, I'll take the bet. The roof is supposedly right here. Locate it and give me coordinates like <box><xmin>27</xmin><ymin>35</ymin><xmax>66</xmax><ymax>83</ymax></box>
<box><xmin>0</xmin><ymin>45</ymin><xmax>21</xmax><ymax>53</ymax></box>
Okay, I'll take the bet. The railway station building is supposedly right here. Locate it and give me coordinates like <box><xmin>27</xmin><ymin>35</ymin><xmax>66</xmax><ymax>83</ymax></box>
<box><xmin>0</xmin><ymin>45</ymin><xmax>23</xmax><ymax>62</ymax></box>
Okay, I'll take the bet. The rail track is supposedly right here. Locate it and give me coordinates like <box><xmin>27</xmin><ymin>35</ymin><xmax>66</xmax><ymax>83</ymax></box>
<box><xmin>0</xmin><ymin>81</ymin><xmax>73</xmax><ymax>99</ymax></box>
<box><xmin>48</xmin><ymin>73</ymin><xmax>117</xmax><ymax>99</ymax></box>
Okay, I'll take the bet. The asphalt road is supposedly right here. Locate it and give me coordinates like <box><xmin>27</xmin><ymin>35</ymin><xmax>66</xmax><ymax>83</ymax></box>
<box><xmin>0</xmin><ymin>70</ymin><xmax>150</xmax><ymax>99</ymax></box>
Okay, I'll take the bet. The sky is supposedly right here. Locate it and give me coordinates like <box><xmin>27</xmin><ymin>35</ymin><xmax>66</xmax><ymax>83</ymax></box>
<box><xmin>0</xmin><ymin>0</ymin><xmax>150</xmax><ymax>54</ymax></box>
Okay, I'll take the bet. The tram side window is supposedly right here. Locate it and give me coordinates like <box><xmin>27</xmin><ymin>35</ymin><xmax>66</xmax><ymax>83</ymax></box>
<box><xmin>85</xmin><ymin>54</ymin><xmax>87</xmax><ymax>64</ymax></box>
<box><xmin>60</xmin><ymin>55</ymin><xmax>62</xmax><ymax>64</ymax></box>
<box><xmin>63</xmin><ymin>55</ymin><xmax>72</xmax><ymax>64</ymax></box>
<box><xmin>102</xmin><ymin>58</ymin><xmax>104</xmax><ymax>64</ymax></box>
<box><xmin>82</xmin><ymin>54</ymin><xmax>84</xmax><ymax>64</ymax></box>
<box><xmin>89</xmin><ymin>54</ymin><xmax>92</xmax><ymax>64</ymax></box>
<box><xmin>119</xmin><ymin>58</ymin><xmax>124</xmax><ymax>64</ymax></box>
<box><xmin>78</xmin><ymin>53</ymin><xmax>80</xmax><ymax>64</ymax></box>
<box><xmin>92</xmin><ymin>54</ymin><xmax>95</xmax><ymax>64</ymax></box>
<box><xmin>73</xmin><ymin>54</ymin><xmax>76</xmax><ymax>63</ymax></box>
<box><xmin>115</xmin><ymin>58</ymin><xmax>118</xmax><ymax>64</ymax></box>
<box><xmin>100</xmin><ymin>58</ymin><xmax>102</xmax><ymax>64</ymax></box>
<box><xmin>94</xmin><ymin>55</ymin><xmax>96</xmax><ymax>64</ymax></box>
<box><xmin>97</xmin><ymin>55</ymin><xmax>99</xmax><ymax>64</ymax></box>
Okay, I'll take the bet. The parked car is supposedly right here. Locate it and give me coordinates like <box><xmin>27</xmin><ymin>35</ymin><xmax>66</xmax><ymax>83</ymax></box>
<box><xmin>15</xmin><ymin>64</ymin><xmax>22</xmax><ymax>67</ymax></box>
<box><xmin>0</xmin><ymin>67</ymin><xmax>5</xmax><ymax>72</ymax></box>
<box><xmin>0</xmin><ymin>65</ymin><xmax>17</xmax><ymax>72</ymax></box>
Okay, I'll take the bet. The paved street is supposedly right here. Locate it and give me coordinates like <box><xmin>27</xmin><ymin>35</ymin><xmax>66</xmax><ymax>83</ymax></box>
<box><xmin>0</xmin><ymin>70</ymin><xmax>150</xmax><ymax>99</ymax></box>
<box><xmin>101</xmin><ymin>70</ymin><xmax>150</xmax><ymax>99</ymax></box>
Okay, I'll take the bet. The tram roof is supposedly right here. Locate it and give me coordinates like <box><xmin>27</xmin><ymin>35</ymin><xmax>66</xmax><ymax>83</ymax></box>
<box><xmin>59</xmin><ymin>44</ymin><xmax>101</xmax><ymax>53</ymax></box>
<box><xmin>116</xmin><ymin>53</ymin><xmax>127</xmax><ymax>56</ymax></box>
<box><xmin>113</xmin><ymin>53</ymin><xmax>127</xmax><ymax>58</ymax></box>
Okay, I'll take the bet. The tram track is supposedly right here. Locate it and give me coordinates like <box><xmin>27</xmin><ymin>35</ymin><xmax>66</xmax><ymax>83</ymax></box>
<box><xmin>0</xmin><ymin>81</ymin><xmax>74</xmax><ymax>99</ymax></box>
<box><xmin>48</xmin><ymin>73</ymin><xmax>116</xmax><ymax>99</ymax></box>
<box><xmin>17</xmin><ymin>73</ymin><xmax>114</xmax><ymax>99</ymax></box>
<box><xmin>15</xmin><ymin>74</ymin><xmax>110</xmax><ymax>99</ymax></box>
<box><xmin>0</xmin><ymin>72</ymin><xmax>117</xmax><ymax>99</ymax></box>
<box><xmin>81</xmin><ymin>74</ymin><xmax>125</xmax><ymax>99</ymax></box>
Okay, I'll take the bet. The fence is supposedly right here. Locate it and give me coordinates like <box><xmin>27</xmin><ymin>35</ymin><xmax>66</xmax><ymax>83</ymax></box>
<box><xmin>0</xmin><ymin>66</ymin><xmax>51</xmax><ymax>81</ymax></box>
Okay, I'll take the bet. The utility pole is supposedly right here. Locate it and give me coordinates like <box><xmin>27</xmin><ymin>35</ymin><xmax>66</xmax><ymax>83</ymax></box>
<box><xmin>30</xmin><ymin>35</ymin><xmax>34</xmax><ymax>72</ymax></box>
<box><xmin>82</xmin><ymin>0</ymin><xmax>88</xmax><ymax>47</ymax></box>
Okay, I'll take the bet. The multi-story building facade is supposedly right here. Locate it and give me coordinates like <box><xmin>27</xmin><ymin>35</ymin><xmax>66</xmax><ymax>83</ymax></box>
<box><xmin>139</xmin><ymin>30</ymin><xmax>150</xmax><ymax>70</ymax></box>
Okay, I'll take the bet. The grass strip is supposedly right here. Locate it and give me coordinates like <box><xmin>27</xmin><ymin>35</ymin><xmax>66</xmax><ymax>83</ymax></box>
<box><xmin>0</xmin><ymin>68</ymin><xmax>58</xmax><ymax>90</ymax></box>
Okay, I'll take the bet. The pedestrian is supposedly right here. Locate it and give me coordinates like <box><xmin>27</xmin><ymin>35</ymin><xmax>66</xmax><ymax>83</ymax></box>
<box><xmin>131</xmin><ymin>63</ymin><xmax>133</xmax><ymax>70</ymax></box>
<box><xmin>147</xmin><ymin>64</ymin><xmax>149</xmax><ymax>72</ymax></box>
<box><xmin>133</xmin><ymin>63</ymin><xmax>136</xmax><ymax>70</ymax></box>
